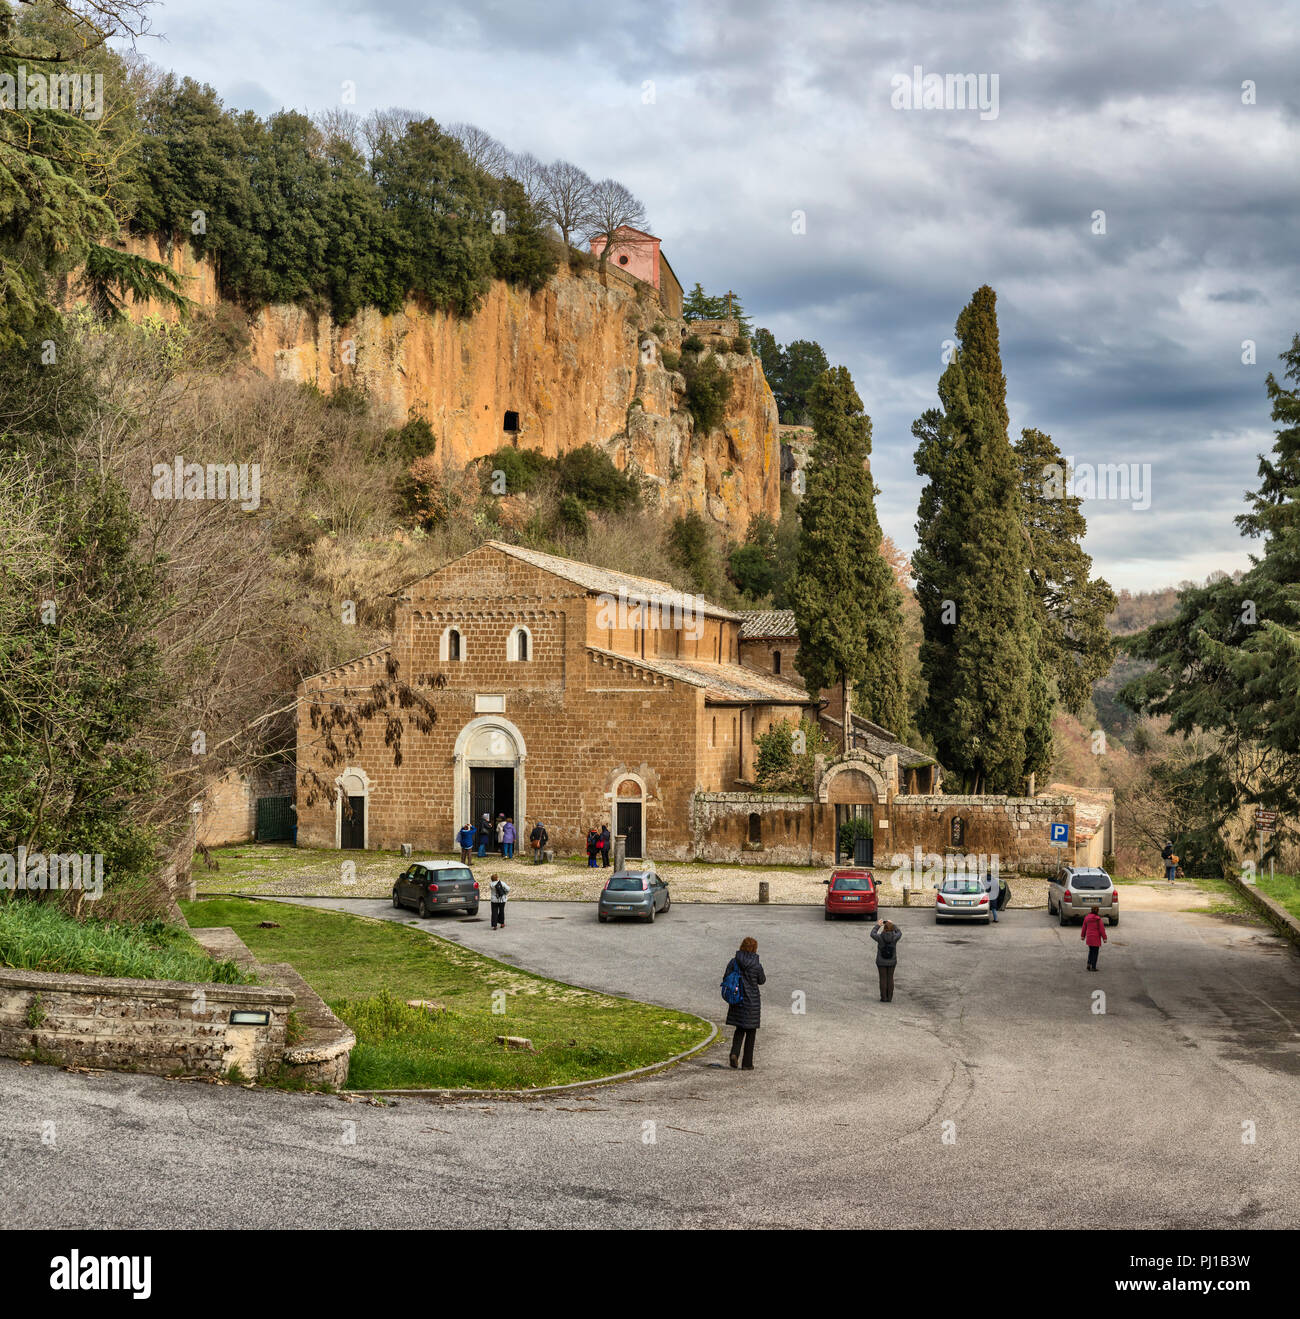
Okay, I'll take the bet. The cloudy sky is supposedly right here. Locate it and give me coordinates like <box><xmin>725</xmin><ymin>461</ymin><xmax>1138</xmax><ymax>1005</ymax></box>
<box><xmin>132</xmin><ymin>0</ymin><xmax>1299</xmax><ymax>592</ymax></box>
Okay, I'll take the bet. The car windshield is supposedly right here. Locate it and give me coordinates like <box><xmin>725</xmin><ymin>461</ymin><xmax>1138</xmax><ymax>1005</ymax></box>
<box><xmin>833</xmin><ymin>876</ymin><xmax>871</xmax><ymax>890</ymax></box>
<box><xmin>606</xmin><ymin>876</ymin><xmax>646</xmax><ymax>891</ymax></box>
<box><xmin>435</xmin><ymin>868</ymin><xmax>473</xmax><ymax>883</ymax></box>
<box><xmin>1071</xmin><ymin>872</ymin><xmax>1111</xmax><ymax>890</ymax></box>
<box><xmin>942</xmin><ymin>879</ymin><xmax>984</xmax><ymax>894</ymax></box>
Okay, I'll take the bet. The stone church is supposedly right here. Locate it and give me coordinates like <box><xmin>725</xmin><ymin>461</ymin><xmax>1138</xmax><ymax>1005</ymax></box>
<box><xmin>294</xmin><ymin>540</ymin><xmax>946</xmax><ymax>863</ymax></box>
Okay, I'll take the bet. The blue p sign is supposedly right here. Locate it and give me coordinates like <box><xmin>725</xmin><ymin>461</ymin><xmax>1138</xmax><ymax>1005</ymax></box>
<box><xmin>1050</xmin><ymin>823</ymin><xmax>1069</xmax><ymax>844</ymax></box>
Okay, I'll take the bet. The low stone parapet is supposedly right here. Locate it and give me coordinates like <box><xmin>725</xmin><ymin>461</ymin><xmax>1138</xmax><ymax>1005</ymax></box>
<box><xmin>0</xmin><ymin>967</ymin><xmax>292</xmax><ymax>1080</ymax></box>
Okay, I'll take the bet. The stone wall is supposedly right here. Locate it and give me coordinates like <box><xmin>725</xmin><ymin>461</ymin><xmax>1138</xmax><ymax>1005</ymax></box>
<box><xmin>0</xmin><ymin>968</ymin><xmax>293</xmax><ymax>1080</ymax></box>
<box><xmin>888</xmin><ymin>795</ymin><xmax>1076</xmax><ymax>876</ymax></box>
<box><xmin>196</xmin><ymin>762</ymin><xmax>296</xmax><ymax>847</ymax></box>
<box><xmin>692</xmin><ymin>792</ymin><xmax>833</xmax><ymax>865</ymax></box>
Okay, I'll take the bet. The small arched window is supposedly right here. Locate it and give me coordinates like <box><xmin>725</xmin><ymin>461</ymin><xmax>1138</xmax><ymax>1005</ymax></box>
<box><xmin>440</xmin><ymin>626</ymin><xmax>464</xmax><ymax>662</ymax></box>
<box><xmin>951</xmin><ymin>816</ymin><xmax>965</xmax><ymax>848</ymax></box>
<box><xmin>748</xmin><ymin>812</ymin><xmax>762</xmax><ymax>846</ymax></box>
<box><xmin>507</xmin><ymin>625</ymin><xmax>532</xmax><ymax>662</ymax></box>
<box><xmin>772</xmin><ymin>649</ymin><xmax>781</xmax><ymax>675</ymax></box>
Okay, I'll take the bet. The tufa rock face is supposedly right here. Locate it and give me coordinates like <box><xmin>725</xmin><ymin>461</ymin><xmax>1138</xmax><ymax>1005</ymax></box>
<box><xmin>122</xmin><ymin>238</ymin><xmax>780</xmax><ymax>536</ymax></box>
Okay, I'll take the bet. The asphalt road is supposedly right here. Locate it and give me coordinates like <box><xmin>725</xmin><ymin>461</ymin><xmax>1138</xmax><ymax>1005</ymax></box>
<box><xmin>3</xmin><ymin>899</ymin><xmax>1298</xmax><ymax>1228</ymax></box>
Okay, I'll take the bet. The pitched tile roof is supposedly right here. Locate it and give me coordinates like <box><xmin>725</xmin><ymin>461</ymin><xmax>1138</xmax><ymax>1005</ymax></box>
<box><xmin>587</xmin><ymin>647</ymin><xmax>812</xmax><ymax>704</ymax></box>
<box><xmin>821</xmin><ymin>712</ymin><xmax>937</xmax><ymax>770</ymax></box>
<box><xmin>489</xmin><ymin>542</ymin><xmax>742</xmax><ymax>621</ymax></box>
<box><xmin>739</xmin><ymin>609</ymin><xmax>798</xmax><ymax>640</ymax></box>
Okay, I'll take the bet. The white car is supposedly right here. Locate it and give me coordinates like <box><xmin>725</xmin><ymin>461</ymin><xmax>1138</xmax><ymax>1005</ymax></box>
<box><xmin>934</xmin><ymin>875</ymin><xmax>991</xmax><ymax>923</ymax></box>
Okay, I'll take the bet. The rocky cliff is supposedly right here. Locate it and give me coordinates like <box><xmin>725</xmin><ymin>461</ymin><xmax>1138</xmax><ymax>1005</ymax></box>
<box><xmin>123</xmin><ymin>235</ymin><xmax>780</xmax><ymax>535</ymax></box>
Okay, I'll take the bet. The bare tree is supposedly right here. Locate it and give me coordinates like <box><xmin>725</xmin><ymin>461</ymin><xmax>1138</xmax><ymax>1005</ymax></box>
<box><xmin>360</xmin><ymin>106</ymin><xmax>424</xmax><ymax>157</ymax></box>
<box><xmin>538</xmin><ymin>159</ymin><xmax>597</xmax><ymax>250</ymax></box>
<box><xmin>587</xmin><ymin>178</ymin><xmax>649</xmax><ymax>276</ymax></box>
<box><xmin>504</xmin><ymin>150</ymin><xmax>547</xmax><ymax>207</ymax></box>
<box><xmin>313</xmin><ymin>107</ymin><xmax>363</xmax><ymax>155</ymax></box>
<box><xmin>446</xmin><ymin>121</ymin><xmax>509</xmax><ymax>176</ymax></box>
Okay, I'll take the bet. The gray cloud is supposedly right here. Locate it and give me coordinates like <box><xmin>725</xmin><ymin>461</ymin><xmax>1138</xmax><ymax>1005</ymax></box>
<box><xmin>138</xmin><ymin>0</ymin><xmax>1299</xmax><ymax>590</ymax></box>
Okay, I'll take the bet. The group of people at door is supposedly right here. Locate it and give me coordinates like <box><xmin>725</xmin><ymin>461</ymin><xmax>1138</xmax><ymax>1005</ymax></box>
<box><xmin>586</xmin><ymin>825</ymin><xmax>612</xmax><ymax>867</ymax></box>
<box><xmin>458</xmin><ymin>813</ymin><xmax>516</xmax><ymax>861</ymax></box>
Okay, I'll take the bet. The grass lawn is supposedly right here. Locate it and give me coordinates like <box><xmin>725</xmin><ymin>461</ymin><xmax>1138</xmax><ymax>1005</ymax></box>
<box><xmin>182</xmin><ymin>898</ymin><xmax>711</xmax><ymax>1090</ymax></box>
<box><xmin>0</xmin><ymin>898</ymin><xmax>250</xmax><ymax>983</ymax></box>
<box><xmin>1254</xmin><ymin>873</ymin><xmax>1300</xmax><ymax>921</ymax></box>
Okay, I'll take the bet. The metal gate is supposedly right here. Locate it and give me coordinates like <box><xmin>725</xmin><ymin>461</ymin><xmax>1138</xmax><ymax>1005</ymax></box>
<box><xmin>835</xmin><ymin>803</ymin><xmax>874</xmax><ymax>866</ymax></box>
<box><xmin>255</xmin><ymin>796</ymin><xmax>294</xmax><ymax>843</ymax></box>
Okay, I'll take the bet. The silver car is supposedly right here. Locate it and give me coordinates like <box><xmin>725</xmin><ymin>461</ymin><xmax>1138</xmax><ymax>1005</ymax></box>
<box><xmin>1048</xmin><ymin>866</ymin><xmax>1118</xmax><ymax>926</ymax></box>
<box><xmin>597</xmin><ymin>867</ymin><xmax>670</xmax><ymax>923</ymax></box>
<box><xmin>934</xmin><ymin>875</ymin><xmax>992</xmax><ymax>923</ymax></box>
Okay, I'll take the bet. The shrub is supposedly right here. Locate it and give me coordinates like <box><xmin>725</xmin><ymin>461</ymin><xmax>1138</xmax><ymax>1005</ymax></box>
<box><xmin>681</xmin><ymin>333</ymin><xmax>704</xmax><ymax>354</ymax></box>
<box><xmin>553</xmin><ymin>444</ymin><xmax>640</xmax><ymax>514</ymax></box>
<box><xmin>731</xmin><ymin>336</ymin><xmax>750</xmax><ymax>354</ymax></box>
<box><xmin>680</xmin><ymin>351</ymin><xmax>732</xmax><ymax>433</ymax></box>
<box><xmin>384</xmin><ymin>416</ymin><xmax>437</xmax><ymax>465</ymax></box>
<box><xmin>660</xmin><ymin>348</ymin><xmax>681</xmax><ymax>372</ymax></box>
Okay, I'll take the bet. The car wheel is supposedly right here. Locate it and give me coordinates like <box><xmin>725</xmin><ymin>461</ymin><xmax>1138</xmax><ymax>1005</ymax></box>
<box><xmin>1059</xmin><ymin>905</ymin><xmax>1068</xmax><ymax>926</ymax></box>
<box><xmin>645</xmin><ymin>905</ymin><xmax>655</xmax><ymax>923</ymax></box>
<box><xmin>392</xmin><ymin>889</ymin><xmax>401</xmax><ymax>909</ymax></box>
<box><xmin>663</xmin><ymin>893</ymin><xmax>671</xmax><ymax>912</ymax></box>
<box><xmin>1109</xmin><ymin>915</ymin><xmax>1118</xmax><ymax>927</ymax></box>
<box><xmin>598</xmin><ymin>914</ymin><xmax>608</xmax><ymax>923</ymax></box>
<box><xmin>465</xmin><ymin>905</ymin><xmax>479</xmax><ymax>917</ymax></box>
<box><xmin>419</xmin><ymin>897</ymin><xmax>431</xmax><ymax>919</ymax></box>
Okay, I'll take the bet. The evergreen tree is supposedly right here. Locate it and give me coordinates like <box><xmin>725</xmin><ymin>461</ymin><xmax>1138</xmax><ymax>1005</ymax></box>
<box><xmin>791</xmin><ymin>367</ymin><xmax>908</xmax><ymax>749</ymax></box>
<box><xmin>1016</xmin><ymin>427</ymin><xmax>1117</xmax><ymax>713</ymax></box>
<box><xmin>913</xmin><ymin>288</ymin><xmax>1035</xmax><ymax>792</ymax></box>
<box><xmin>1123</xmin><ymin>334</ymin><xmax>1300</xmax><ymax>849</ymax></box>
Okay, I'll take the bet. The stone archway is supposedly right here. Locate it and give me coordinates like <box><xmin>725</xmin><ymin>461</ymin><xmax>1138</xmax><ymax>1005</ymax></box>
<box><xmin>453</xmin><ymin>716</ymin><xmax>527</xmax><ymax>837</ymax></box>
<box><xmin>335</xmin><ymin>767</ymin><xmax>374</xmax><ymax>850</ymax></box>
<box><xmin>818</xmin><ymin>759</ymin><xmax>887</xmax><ymax>866</ymax></box>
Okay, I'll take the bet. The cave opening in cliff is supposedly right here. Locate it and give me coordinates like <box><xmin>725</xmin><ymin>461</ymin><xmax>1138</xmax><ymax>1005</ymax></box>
<box><xmin>503</xmin><ymin>410</ymin><xmax>520</xmax><ymax>435</ymax></box>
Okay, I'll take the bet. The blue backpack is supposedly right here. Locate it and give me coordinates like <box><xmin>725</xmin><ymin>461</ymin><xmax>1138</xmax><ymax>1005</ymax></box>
<box><xmin>721</xmin><ymin>957</ymin><xmax>744</xmax><ymax>1007</ymax></box>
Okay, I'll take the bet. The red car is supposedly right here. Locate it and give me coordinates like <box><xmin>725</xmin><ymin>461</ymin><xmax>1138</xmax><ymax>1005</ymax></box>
<box><xmin>823</xmin><ymin>868</ymin><xmax>878</xmax><ymax>920</ymax></box>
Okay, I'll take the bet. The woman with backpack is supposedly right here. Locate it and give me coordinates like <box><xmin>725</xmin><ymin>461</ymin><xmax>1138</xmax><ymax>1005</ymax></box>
<box><xmin>723</xmin><ymin>936</ymin><xmax>766</xmax><ymax>1070</ymax></box>
<box><xmin>871</xmin><ymin>920</ymin><xmax>902</xmax><ymax>1002</ymax></box>
<box><xmin>489</xmin><ymin>873</ymin><xmax>510</xmax><ymax>930</ymax></box>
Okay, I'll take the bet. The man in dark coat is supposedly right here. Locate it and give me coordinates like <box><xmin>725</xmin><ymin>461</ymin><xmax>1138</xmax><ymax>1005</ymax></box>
<box><xmin>725</xmin><ymin>936</ymin><xmax>766</xmax><ymax>1070</ymax></box>
<box><xmin>599</xmin><ymin>824</ymin><xmax>611</xmax><ymax>867</ymax></box>
<box><xmin>586</xmin><ymin>829</ymin><xmax>598</xmax><ymax>868</ymax></box>
<box><xmin>871</xmin><ymin>920</ymin><xmax>902</xmax><ymax>1001</ymax></box>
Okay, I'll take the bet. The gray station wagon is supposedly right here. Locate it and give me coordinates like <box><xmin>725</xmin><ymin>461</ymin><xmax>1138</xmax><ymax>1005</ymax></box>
<box><xmin>392</xmin><ymin>861</ymin><xmax>480</xmax><ymax>918</ymax></box>
<box><xmin>597</xmin><ymin>867</ymin><xmax>670</xmax><ymax>923</ymax></box>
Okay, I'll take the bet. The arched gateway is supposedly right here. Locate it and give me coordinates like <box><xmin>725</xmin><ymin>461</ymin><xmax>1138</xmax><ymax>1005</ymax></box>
<box><xmin>453</xmin><ymin>716</ymin><xmax>527</xmax><ymax>836</ymax></box>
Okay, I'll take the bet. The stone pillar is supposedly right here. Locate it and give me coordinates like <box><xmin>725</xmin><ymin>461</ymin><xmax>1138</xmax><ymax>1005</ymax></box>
<box><xmin>758</xmin><ymin>880</ymin><xmax>770</xmax><ymax>904</ymax></box>
<box><xmin>614</xmin><ymin>834</ymin><xmax>627</xmax><ymax>871</ymax></box>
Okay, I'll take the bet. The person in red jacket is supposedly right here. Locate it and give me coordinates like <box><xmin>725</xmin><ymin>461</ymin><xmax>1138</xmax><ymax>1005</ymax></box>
<box><xmin>1081</xmin><ymin>907</ymin><xmax>1107</xmax><ymax>971</ymax></box>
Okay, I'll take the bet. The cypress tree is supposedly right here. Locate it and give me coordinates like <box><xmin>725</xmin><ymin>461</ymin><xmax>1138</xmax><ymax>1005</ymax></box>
<box><xmin>913</xmin><ymin>289</ymin><xmax>1036</xmax><ymax>792</ymax></box>
<box><xmin>791</xmin><ymin>367</ymin><xmax>908</xmax><ymax>751</ymax></box>
<box><xmin>1015</xmin><ymin>428</ymin><xmax>1117</xmax><ymax>714</ymax></box>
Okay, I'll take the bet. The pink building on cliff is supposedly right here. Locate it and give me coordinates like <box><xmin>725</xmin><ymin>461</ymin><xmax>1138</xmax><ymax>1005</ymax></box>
<box><xmin>589</xmin><ymin>225</ymin><xmax>683</xmax><ymax>317</ymax></box>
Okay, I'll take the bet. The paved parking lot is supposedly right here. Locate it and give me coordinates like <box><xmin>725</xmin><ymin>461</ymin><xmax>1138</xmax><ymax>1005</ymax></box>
<box><xmin>2</xmin><ymin>900</ymin><xmax>1297</xmax><ymax>1228</ymax></box>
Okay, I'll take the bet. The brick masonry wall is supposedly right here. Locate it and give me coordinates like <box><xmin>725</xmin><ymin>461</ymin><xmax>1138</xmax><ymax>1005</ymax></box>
<box><xmin>739</xmin><ymin>637</ymin><xmax>799</xmax><ymax>681</ymax></box>
<box><xmin>0</xmin><ymin>968</ymin><xmax>293</xmax><ymax>1079</ymax></box>
<box><xmin>197</xmin><ymin>762</ymin><xmax>297</xmax><ymax>847</ymax></box>
<box><xmin>888</xmin><ymin>795</ymin><xmax>1076</xmax><ymax>875</ymax></box>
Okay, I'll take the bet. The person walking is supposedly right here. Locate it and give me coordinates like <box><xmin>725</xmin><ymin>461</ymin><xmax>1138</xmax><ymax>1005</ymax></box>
<box><xmin>1081</xmin><ymin>906</ymin><xmax>1107</xmax><ymax>970</ymax></box>
<box><xmin>502</xmin><ymin>818</ymin><xmax>516</xmax><ymax>860</ymax></box>
<box><xmin>457</xmin><ymin>821</ymin><xmax>476</xmax><ymax>864</ymax></box>
<box><xmin>475</xmin><ymin>814</ymin><xmax>491</xmax><ymax>858</ymax></box>
<box><xmin>529</xmin><ymin>819</ymin><xmax>548</xmax><ymax>864</ymax></box>
<box><xmin>871</xmin><ymin>920</ymin><xmax>902</xmax><ymax>1001</ymax></box>
<box><xmin>599</xmin><ymin>824</ymin><xmax>611</xmax><ymax>867</ymax></box>
<box><xmin>989</xmin><ymin>872</ymin><xmax>1008</xmax><ymax>923</ymax></box>
<box><xmin>1161</xmin><ymin>842</ymin><xmax>1178</xmax><ymax>883</ymax></box>
<box><xmin>724</xmin><ymin>936</ymin><xmax>766</xmax><ymax>1070</ymax></box>
<box><xmin>489</xmin><ymin>873</ymin><xmax>510</xmax><ymax>930</ymax></box>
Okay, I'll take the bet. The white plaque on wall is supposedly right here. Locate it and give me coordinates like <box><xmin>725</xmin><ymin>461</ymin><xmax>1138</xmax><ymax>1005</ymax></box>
<box><xmin>475</xmin><ymin>693</ymin><xmax>506</xmax><ymax>713</ymax></box>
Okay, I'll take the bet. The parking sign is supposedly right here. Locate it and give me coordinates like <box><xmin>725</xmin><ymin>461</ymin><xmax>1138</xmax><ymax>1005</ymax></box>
<box><xmin>1050</xmin><ymin>822</ymin><xmax>1069</xmax><ymax>847</ymax></box>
